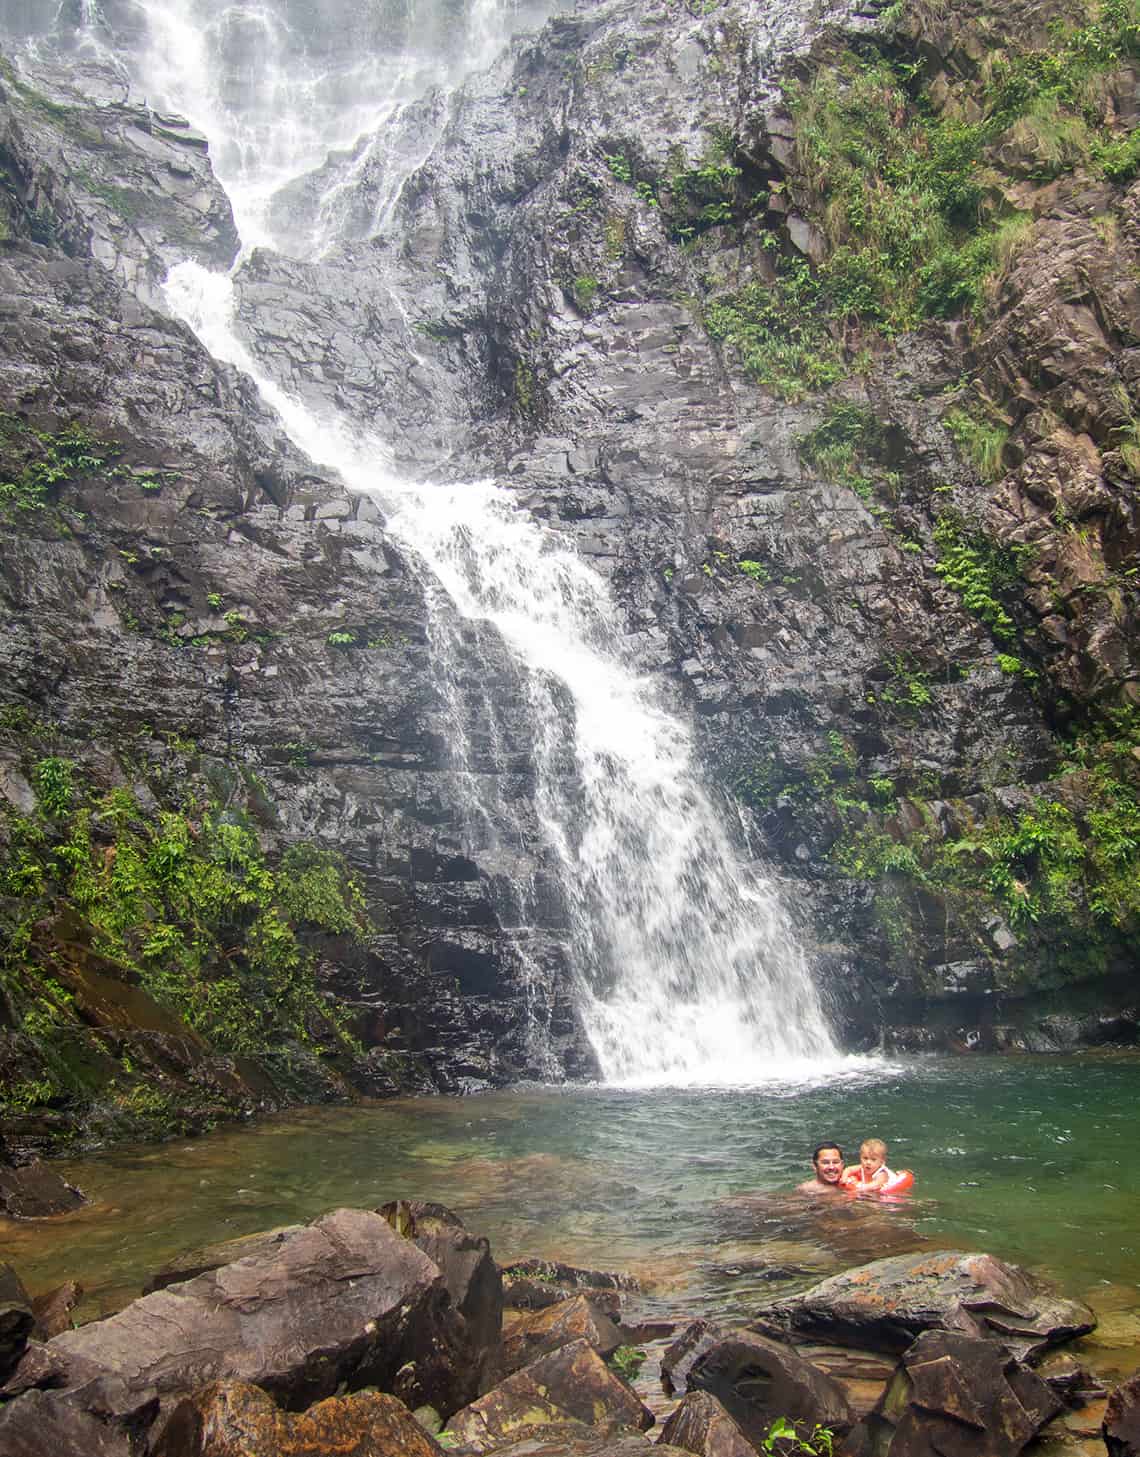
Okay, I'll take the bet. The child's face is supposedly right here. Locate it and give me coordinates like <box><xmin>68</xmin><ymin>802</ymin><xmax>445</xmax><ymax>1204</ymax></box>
<box><xmin>861</xmin><ymin>1147</ymin><xmax>885</xmax><ymax>1175</ymax></box>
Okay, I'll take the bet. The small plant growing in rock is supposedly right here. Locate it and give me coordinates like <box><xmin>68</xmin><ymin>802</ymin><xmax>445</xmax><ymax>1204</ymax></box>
<box><xmin>607</xmin><ymin>1345</ymin><xmax>647</xmax><ymax>1380</ymax></box>
<box><xmin>327</xmin><ymin>630</ymin><xmax>356</xmax><ymax>647</ymax></box>
<box><xmin>207</xmin><ymin>591</ymin><xmax>223</xmax><ymax>609</ymax></box>
<box><xmin>763</xmin><ymin>1418</ymin><xmax>834</xmax><ymax>1457</ymax></box>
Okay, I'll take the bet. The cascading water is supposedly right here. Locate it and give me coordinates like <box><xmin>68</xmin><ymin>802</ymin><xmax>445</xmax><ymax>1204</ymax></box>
<box><xmin>30</xmin><ymin>0</ymin><xmax>851</xmax><ymax>1084</ymax></box>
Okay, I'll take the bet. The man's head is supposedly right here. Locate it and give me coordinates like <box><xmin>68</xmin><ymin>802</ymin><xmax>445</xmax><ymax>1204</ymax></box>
<box><xmin>811</xmin><ymin>1143</ymin><xmax>844</xmax><ymax>1184</ymax></box>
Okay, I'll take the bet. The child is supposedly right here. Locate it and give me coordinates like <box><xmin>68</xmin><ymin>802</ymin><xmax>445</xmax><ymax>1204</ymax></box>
<box><xmin>842</xmin><ymin>1138</ymin><xmax>895</xmax><ymax>1195</ymax></box>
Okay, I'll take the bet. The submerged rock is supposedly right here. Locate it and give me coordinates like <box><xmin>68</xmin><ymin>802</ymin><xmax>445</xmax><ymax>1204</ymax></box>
<box><xmin>152</xmin><ymin>1379</ymin><xmax>444</xmax><ymax>1457</ymax></box>
<box><xmin>0</xmin><ymin>1162</ymin><xmax>86</xmax><ymax>1218</ymax></box>
<box><xmin>757</xmin><ymin>1251</ymin><xmax>1096</xmax><ymax>1361</ymax></box>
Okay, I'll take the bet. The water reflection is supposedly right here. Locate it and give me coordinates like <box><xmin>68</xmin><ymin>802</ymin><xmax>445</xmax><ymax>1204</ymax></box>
<box><xmin>4</xmin><ymin>1055</ymin><xmax>1140</xmax><ymax>1337</ymax></box>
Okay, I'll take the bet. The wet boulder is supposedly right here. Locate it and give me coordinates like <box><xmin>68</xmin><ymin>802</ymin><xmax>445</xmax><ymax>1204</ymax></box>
<box><xmin>858</xmin><ymin>1329</ymin><xmax>1062</xmax><ymax>1457</ymax></box>
<box><xmin>0</xmin><ymin>1162</ymin><xmax>86</xmax><ymax>1218</ymax></box>
<box><xmin>758</xmin><ymin>1252</ymin><xmax>1096</xmax><ymax>1361</ymax></box>
<box><xmin>444</xmin><ymin>1337</ymin><xmax>654</xmax><ymax>1452</ymax></box>
<box><xmin>0</xmin><ymin>1385</ymin><xmax>144</xmax><ymax>1457</ymax></box>
<box><xmin>686</xmin><ymin>1330</ymin><xmax>854</xmax><ymax>1449</ymax></box>
<box><xmin>658</xmin><ymin>1389</ymin><xmax>761</xmax><ymax>1457</ymax></box>
<box><xmin>378</xmin><ymin>1198</ymin><xmax>503</xmax><ymax>1392</ymax></box>
<box><xmin>9</xmin><ymin>1207</ymin><xmax>468</xmax><ymax>1431</ymax></box>
<box><xmin>144</xmin><ymin>1226</ymin><xmax>299</xmax><ymax>1293</ymax></box>
<box><xmin>0</xmin><ymin>1263</ymin><xmax>35</xmax><ymax>1383</ymax></box>
<box><xmin>503</xmin><ymin>1292</ymin><xmax>624</xmax><ymax>1374</ymax></box>
<box><xmin>501</xmin><ymin>1257</ymin><xmax>638</xmax><ymax>1298</ymax></box>
<box><xmin>152</xmin><ymin>1378</ymin><xmax>444</xmax><ymax>1457</ymax></box>
<box><xmin>30</xmin><ymin>1281</ymin><xmax>82</xmax><ymax>1339</ymax></box>
<box><xmin>1105</xmin><ymin>1369</ymin><xmax>1140</xmax><ymax>1457</ymax></box>
<box><xmin>661</xmin><ymin>1320</ymin><xmax>729</xmax><ymax>1396</ymax></box>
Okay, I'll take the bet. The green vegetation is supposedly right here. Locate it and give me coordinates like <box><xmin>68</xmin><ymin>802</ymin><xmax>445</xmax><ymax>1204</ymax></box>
<box><xmin>738</xmin><ymin>558</ymin><xmax>771</xmax><ymax>585</ymax></box>
<box><xmin>763</xmin><ymin>1418</ymin><xmax>835</xmax><ymax>1457</ymax></box>
<box><xmin>944</xmin><ymin>408</ymin><xmax>1009</xmax><ymax>482</ymax></box>
<box><xmin>571</xmin><ymin>274</ymin><xmax>600</xmax><ymax>311</ymax></box>
<box><xmin>1</xmin><ymin>746</ymin><xmax>371</xmax><ymax>1130</ymax></box>
<box><xmin>932</xmin><ymin>514</ymin><xmax>1031</xmax><ymax>641</ymax></box>
<box><xmin>608</xmin><ymin>1345</ymin><xmax>647</xmax><ymax>1380</ymax></box>
<box><xmin>820</xmin><ymin>709</ymin><xmax>1140</xmax><ymax>981</ymax></box>
<box><xmin>704</xmin><ymin>255</ymin><xmax>846</xmax><ymax>400</ymax></box>
<box><xmin>707</xmin><ymin>0</ymin><xmax>1140</xmax><ymax>396</ymax></box>
<box><xmin>0</xmin><ymin>416</ymin><xmax>110</xmax><ymax>512</ymax></box>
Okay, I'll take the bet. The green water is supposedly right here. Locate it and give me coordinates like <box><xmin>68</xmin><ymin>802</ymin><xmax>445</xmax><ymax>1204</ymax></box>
<box><xmin>4</xmin><ymin>1053</ymin><xmax>1140</xmax><ymax>1371</ymax></box>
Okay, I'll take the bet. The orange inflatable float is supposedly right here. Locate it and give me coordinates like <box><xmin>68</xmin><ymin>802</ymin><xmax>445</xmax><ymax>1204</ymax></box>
<box><xmin>842</xmin><ymin>1169</ymin><xmax>915</xmax><ymax>1197</ymax></box>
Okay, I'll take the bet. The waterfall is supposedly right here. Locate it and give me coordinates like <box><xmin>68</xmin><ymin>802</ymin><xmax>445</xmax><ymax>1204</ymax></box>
<box><xmin>117</xmin><ymin>1</ymin><xmax>844</xmax><ymax>1084</ymax></box>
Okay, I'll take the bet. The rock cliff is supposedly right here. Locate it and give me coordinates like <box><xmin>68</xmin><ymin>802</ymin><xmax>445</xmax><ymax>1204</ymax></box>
<box><xmin>0</xmin><ymin>0</ymin><xmax>1138</xmax><ymax>1151</ymax></box>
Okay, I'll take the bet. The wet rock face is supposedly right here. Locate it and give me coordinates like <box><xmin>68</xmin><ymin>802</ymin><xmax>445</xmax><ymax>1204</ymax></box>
<box><xmin>0</xmin><ymin>58</ymin><xmax>238</xmax><ymax>302</ymax></box>
<box><xmin>223</xmin><ymin>0</ymin><xmax>1140</xmax><ymax>1042</ymax></box>
<box><xmin>0</xmin><ymin>0</ymin><xmax>1139</xmax><ymax>1145</ymax></box>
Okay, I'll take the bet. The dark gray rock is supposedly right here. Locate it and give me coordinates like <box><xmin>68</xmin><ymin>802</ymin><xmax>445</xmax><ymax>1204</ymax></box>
<box><xmin>658</xmin><ymin>1390</ymin><xmax>760</xmax><ymax>1457</ymax></box>
<box><xmin>377</xmin><ymin>1199</ymin><xmax>504</xmax><ymax>1395</ymax></box>
<box><xmin>0</xmin><ymin>1160</ymin><xmax>85</xmax><ymax>1217</ymax></box>
<box><xmin>858</xmin><ymin>1329</ymin><xmax>1062</xmax><ymax>1457</ymax></box>
<box><xmin>686</xmin><ymin>1330</ymin><xmax>854</xmax><ymax>1448</ymax></box>
<box><xmin>0</xmin><ymin>1262</ymin><xmax>34</xmax><ymax>1384</ymax></box>
<box><xmin>8</xmin><ymin>1207</ymin><xmax>472</xmax><ymax>1441</ymax></box>
<box><xmin>444</xmin><ymin>1338</ymin><xmax>654</xmax><ymax>1451</ymax></box>
<box><xmin>757</xmin><ymin>1251</ymin><xmax>1096</xmax><ymax>1361</ymax></box>
<box><xmin>1106</xmin><ymin>1369</ymin><xmax>1140</xmax><ymax>1457</ymax></box>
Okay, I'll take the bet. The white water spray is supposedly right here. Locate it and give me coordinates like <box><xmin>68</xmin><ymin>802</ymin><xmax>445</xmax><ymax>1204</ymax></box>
<box><xmin>142</xmin><ymin>0</ymin><xmax>845</xmax><ymax>1084</ymax></box>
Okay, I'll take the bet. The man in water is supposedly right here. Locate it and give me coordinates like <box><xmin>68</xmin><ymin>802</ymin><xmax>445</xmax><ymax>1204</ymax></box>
<box><xmin>797</xmin><ymin>1142</ymin><xmax>846</xmax><ymax>1194</ymax></box>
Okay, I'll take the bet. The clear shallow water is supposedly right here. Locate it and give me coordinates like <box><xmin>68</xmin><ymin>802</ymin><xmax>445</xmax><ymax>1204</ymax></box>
<box><xmin>5</xmin><ymin>1054</ymin><xmax>1140</xmax><ymax>1359</ymax></box>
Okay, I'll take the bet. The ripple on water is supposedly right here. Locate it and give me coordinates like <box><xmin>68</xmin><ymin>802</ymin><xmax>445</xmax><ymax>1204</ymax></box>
<box><xmin>5</xmin><ymin>1054</ymin><xmax>1140</xmax><ymax>1342</ymax></box>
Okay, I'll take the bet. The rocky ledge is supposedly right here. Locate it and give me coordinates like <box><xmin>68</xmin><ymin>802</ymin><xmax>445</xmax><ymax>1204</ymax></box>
<box><xmin>0</xmin><ymin>1196</ymin><xmax>1126</xmax><ymax>1457</ymax></box>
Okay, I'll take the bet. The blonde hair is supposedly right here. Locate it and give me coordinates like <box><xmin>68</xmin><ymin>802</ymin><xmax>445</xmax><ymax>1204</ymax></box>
<box><xmin>861</xmin><ymin>1138</ymin><xmax>887</xmax><ymax>1159</ymax></box>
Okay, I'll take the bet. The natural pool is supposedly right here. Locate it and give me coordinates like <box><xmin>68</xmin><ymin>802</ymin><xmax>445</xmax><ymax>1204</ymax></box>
<box><xmin>5</xmin><ymin>1052</ymin><xmax>1140</xmax><ymax>1380</ymax></box>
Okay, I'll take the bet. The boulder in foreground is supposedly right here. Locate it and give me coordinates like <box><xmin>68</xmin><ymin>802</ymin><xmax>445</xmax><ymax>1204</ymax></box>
<box><xmin>857</xmin><ymin>1329</ymin><xmax>1062</xmax><ymax>1457</ymax></box>
<box><xmin>2</xmin><ymin>1206</ymin><xmax>468</xmax><ymax>1449</ymax></box>
<box><xmin>377</xmin><ymin>1198</ymin><xmax>504</xmax><ymax>1392</ymax></box>
<box><xmin>757</xmin><ymin>1251</ymin><xmax>1095</xmax><ymax>1361</ymax></box>
<box><xmin>152</xmin><ymin>1378</ymin><xmax>444</xmax><ymax>1457</ymax></box>
<box><xmin>502</xmin><ymin>1292</ymin><xmax>623</xmax><ymax>1374</ymax></box>
<box><xmin>687</xmin><ymin>1330</ymin><xmax>854</xmax><ymax>1449</ymax></box>
<box><xmin>445</xmin><ymin>1337</ymin><xmax>653</xmax><ymax>1452</ymax></box>
<box><xmin>659</xmin><ymin>1389</ymin><xmax>763</xmax><ymax>1457</ymax></box>
<box><xmin>0</xmin><ymin>1264</ymin><xmax>34</xmax><ymax>1384</ymax></box>
<box><xmin>1105</xmin><ymin>1369</ymin><xmax>1140</xmax><ymax>1457</ymax></box>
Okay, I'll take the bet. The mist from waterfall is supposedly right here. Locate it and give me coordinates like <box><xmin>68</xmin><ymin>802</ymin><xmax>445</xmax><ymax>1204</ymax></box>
<box><xmin>58</xmin><ymin>0</ymin><xmax>852</xmax><ymax>1084</ymax></box>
